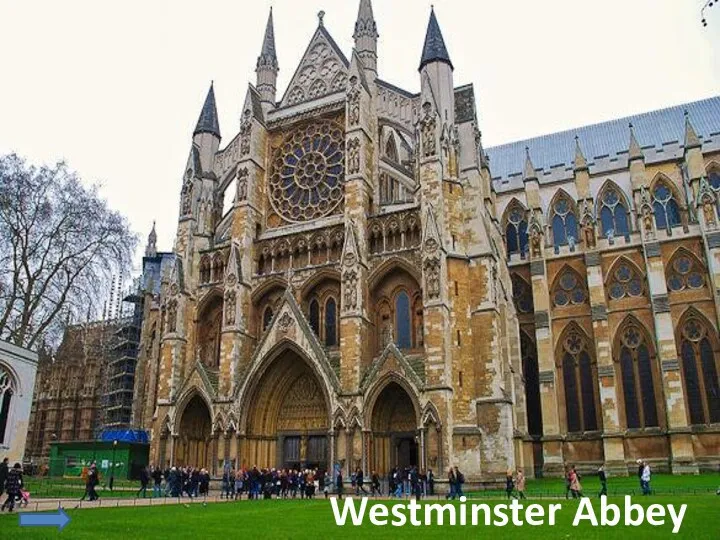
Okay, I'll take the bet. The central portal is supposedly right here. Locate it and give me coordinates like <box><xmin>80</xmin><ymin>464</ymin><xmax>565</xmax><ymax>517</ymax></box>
<box><xmin>243</xmin><ymin>349</ymin><xmax>329</xmax><ymax>470</ymax></box>
<box><xmin>370</xmin><ymin>381</ymin><xmax>418</xmax><ymax>475</ymax></box>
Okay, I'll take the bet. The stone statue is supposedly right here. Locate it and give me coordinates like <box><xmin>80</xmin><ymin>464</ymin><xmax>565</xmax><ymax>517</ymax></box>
<box><xmin>347</xmin><ymin>138</ymin><xmax>360</xmax><ymax>174</ymax></box>
<box><xmin>347</xmin><ymin>76</ymin><xmax>360</xmax><ymax>126</ymax></box>
<box><xmin>530</xmin><ymin>227</ymin><xmax>542</xmax><ymax>258</ymax></box>
<box><xmin>236</xmin><ymin>168</ymin><xmax>249</xmax><ymax>202</ymax></box>
<box><xmin>420</xmin><ymin>102</ymin><xmax>437</xmax><ymax>158</ymax></box>
<box><xmin>703</xmin><ymin>200</ymin><xmax>716</xmax><ymax>228</ymax></box>
<box><xmin>224</xmin><ymin>290</ymin><xmax>236</xmax><ymax>326</ymax></box>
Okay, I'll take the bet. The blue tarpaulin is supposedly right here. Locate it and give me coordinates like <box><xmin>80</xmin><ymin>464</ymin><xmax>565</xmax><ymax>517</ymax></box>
<box><xmin>99</xmin><ymin>430</ymin><xmax>149</xmax><ymax>444</ymax></box>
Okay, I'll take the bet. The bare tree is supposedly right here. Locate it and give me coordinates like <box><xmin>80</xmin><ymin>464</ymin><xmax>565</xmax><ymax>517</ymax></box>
<box><xmin>0</xmin><ymin>153</ymin><xmax>137</xmax><ymax>349</ymax></box>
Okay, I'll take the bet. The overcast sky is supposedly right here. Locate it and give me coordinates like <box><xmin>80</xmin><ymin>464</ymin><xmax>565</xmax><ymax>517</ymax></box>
<box><xmin>1</xmin><ymin>0</ymin><xmax>719</xmax><ymax>272</ymax></box>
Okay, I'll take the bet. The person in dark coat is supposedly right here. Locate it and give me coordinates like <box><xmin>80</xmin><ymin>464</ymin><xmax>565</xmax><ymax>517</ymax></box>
<box><xmin>81</xmin><ymin>463</ymin><xmax>99</xmax><ymax>501</ymax></box>
<box><xmin>137</xmin><ymin>466</ymin><xmax>150</xmax><ymax>498</ymax></box>
<box><xmin>598</xmin><ymin>465</ymin><xmax>607</xmax><ymax>497</ymax></box>
<box><xmin>152</xmin><ymin>466</ymin><xmax>162</xmax><ymax>497</ymax></box>
<box><xmin>335</xmin><ymin>468</ymin><xmax>343</xmax><ymax>499</ymax></box>
<box><xmin>1</xmin><ymin>463</ymin><xmax>22</xmax><ymax>512</ymax></box>
<box><xmin>427</xmin><ymin>469</ymin><xmax>435</xmax><ymax>496</ymax></box>
<box><xmin>0</xmin><ymin>458</ymin><xmax>8</xmax><ymax>499</ymax></box>
<box><xmin>356</xmin><ymin>468</ymin><xmax>368</xmax><ymax>495</ymax></box>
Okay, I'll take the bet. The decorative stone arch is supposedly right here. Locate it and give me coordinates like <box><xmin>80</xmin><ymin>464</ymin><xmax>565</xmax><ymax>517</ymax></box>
<box><xmin>550</xmin><ymin>264</ymin><xmax>588</xmax><ymax>308</ymax></box>
<box><xmin>173</xmin><ymin>387</ymin><xmax>214</xmax><ymax>468</ymax></box>
<box><xmin>332</xmin><ymin>408</ymin><xmax>347</xmax><ymax>430</ymax></box>
<box><xmin>174</xmin><ymin>386</ymin><xmax>214</xmax><ymax>434</ymax></box>
<box><xmin>665</xmin><ymin>246</ymin><xmax>707</xmax><ymax>293</ymax></box>
<box><xmin>419</xmin><ymin>400</ymin><xmax>444</xmax><ymax>473</ymax></box>
<box><xmin>595</xmin><ymin>179</ymin><xmax>633</xmax><ymax>237</ymax></box>
<box><xmin>649</xmin><ymin>172</ymin><xmax>686</xmax><ymax>208</ymax></box>
<box><xmin>501</xmin><ymin>197</ymin><xmax>528</xmax><ymax>226</ymax></box>
<box><xmin>364</xmin><ymin>373</ymin><xmax>422</xmax><ymax>475</ymax></box>
<box><xmin>196</xmin><ymin>287</ymin><xmax>224</xmax><ymax>315</ymax></box>
<box><xmin>250</xmin><ymin>277</ymin><xmax>287</xmax><ymax>306</ymax></box>
<box><xmin>604</xmin><ymin>255</ymin><xmax>647</xmax><ymax>300</ymax></box>
<box><xmin>347</xmin><ymin>407</ymin><xmax>363</xmax><ymax>430</ymax></box>
<box><xmin>547</xmin><ymin>188</ymin><xmax>578</xmax><ymax>217</ymax></box>
<box><xmin>212</xmin><ymin>411</ymin><xmax>226</xmax><ymax>434</ymax></box>
<box><xmin>547</xmin><ymin>188</ymin><xmax>579</xmax><ymax>248</ymax></box>
<box><xmin>367</xmin><ymin>257</ymin><xmax>422</xmax><ymax>292</ymax></box>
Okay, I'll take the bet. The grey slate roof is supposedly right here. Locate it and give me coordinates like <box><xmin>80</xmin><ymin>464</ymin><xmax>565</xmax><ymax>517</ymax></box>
<box><xmin>419</xmin><ymin>8</ymin><xmax>453</xmax><ymax>71</ymax></box>
<box><xmin>194</xmin><ymin>83</ymin><xmax>221</xmax><ymax>139</ymax></box>
<box><xmin>486</xmin><ymin>96</ymin><xmax>720</xmax><ymax>187</ymax></box>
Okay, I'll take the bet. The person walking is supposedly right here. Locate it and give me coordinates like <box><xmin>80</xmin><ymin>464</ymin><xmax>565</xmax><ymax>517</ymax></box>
<box><xmin>516</xmin><ymin>468</ymin><xmax>527</xmax><ymax>500</ymax></box>
<box><xmin>356</xmin><ymin>468</ymin><xmax>368</xmax><ymax>495</ymax></box>
<box><xmin>0</xmin><ymin>463</ymin><xmax>23</xmax><ymax>512</ymax></box>
<box><xmin>564</xmin><ymin>466</ymin><xmax>573</xmax><ymax>499</ymax></box>
<box><xmin>81</xmin><ymin>463</ymin><xmax>100</xmax><ymax>501</ymax></box>
<box><xmin>636</xmin><ymin>459</ymin><xmax>644</xmax><ymax>492</ymax></box>
<box><xmin>0</xmin><ymin>458</ymin><xmax>8</xmax><ymax>500</ymax></box>
<box><xmin>152</xmin><ymin>466</ymin><xmax>162</xmax><ymax>497</ymax></box>
<box><xmin>454</xmin><ymin>467</ymin><xmax>465</xmax><ymax>498</ymax></box>
<box><xmin>598</xmin><ymin>465</ymin><xmax>607</xmax><ymax>497</ymax></box>
<box><xmin>371</xmin><ymin>471</ymin><xmax>381</xmax><ymax>496</ymax></box>
<box><xmin>445</xmin><ymin>467</ymin><xmax>457</xmax><ymax>500</ymax></box>
<box><xmin>505</xmin><ymin>470</ymin><xmax>515</xmax><ymax>499</ymax></box>
<box><xmin>335</xmin><ymin>468</ymin><xmax>343</xmax><ymax>499</ymax></box>
<box><xmin>137</xmin><ymin>466</ymin><xmax>150</xmax><ymax>498</ymax></box>
<box><xmin>427</xmin><ymin>469</ymin><xmax>435</xmax><ymax>496</ymax></box>
<box><xmin>641</xmin><ymin>461</ymin><xmax>651</xmax><ymax>495</ymax></box>
<box><xmin>569</xmin><ymin>467</ymin><xmax>583</xmax><ymax>498</ymax></box>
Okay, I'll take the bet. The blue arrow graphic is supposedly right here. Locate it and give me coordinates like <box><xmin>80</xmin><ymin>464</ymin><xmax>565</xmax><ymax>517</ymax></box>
<box><xmin>19</xmin><ymin>508</ymin><xmax>71</xmax><ymax>530</ymax></box>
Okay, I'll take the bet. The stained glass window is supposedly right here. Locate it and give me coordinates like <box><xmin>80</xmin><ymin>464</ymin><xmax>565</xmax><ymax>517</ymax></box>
<box><xmin>598</xmin><ymin>185</ymin><xmax>631</xmax><ymax>238</ymax></box>
<box><xmin>680</xmin><ymin>316</ymin><xmax>720</xmax><ymax>425</ymax></box>
<box><xmin>325</xmin><ymin>297</ymin><xmax>337</xmax><ymax>347</ymax></box>
<box><xmin>395</xmin><ymin>291</ymin><xmax>411</xmax><ymax>349</ymax></box>
<box><xmin>607</xmin><ymin>261</ymin><xmax>644</xmax><ymax>300</ymax></box>
<box><xmin>666</xmin><ymin>252</ymin><xmax>705</xmax><ymax>292</ymax></box>
<box><xmin>309</xmin><ymin>299</ymin><xmax>320</xmax><ymax>336</ymax></box>
<box><xmin>652</xmin><ymin>181</ymin><xmax>682</xmax><ymax>230</ymax></box>
<box><xmin>505</xmin><ymin>204</ymin><xmax>528</xmax><ymax>257</ymax></box>
<box><xmin>618</xmin><ymin>324</ymin><xmax>658</xmax><ymax>428</ymax></box>
<box><xmin>551</xmin><ymin>194</ymin><xmax>578</xmax><ymax>248</ymax></box>
<box><xmin>709</xmin><ymin>171</ymin><xmax>720</xmax><ymax>191</ymax></box>
<box><xmin>511</xmin><ymin>274</ymin><xmax>534</xmax><ymax>314</ymax></box>
<box><xmin>521</xmin><ymin>331</ymin><xmax>543</xmax><ymax>436</ymax></box>
<box><xmin>561</xmin><ymin>326</ymin><xmax>598</xmax><ymax>433</ymax></box>
<box><xmin>268</xmin><ymin>120</ymin><xmax>345</xmax><ymax>223</ymax></box>
<box><xmin>552</xmin><ymin>268</ymin><xmax>587</xmax><ymax>307</ymax></box>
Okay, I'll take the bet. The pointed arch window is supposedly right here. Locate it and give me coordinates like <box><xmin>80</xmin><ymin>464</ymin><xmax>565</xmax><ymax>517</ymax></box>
<box><xmin>551</xmin><ymin>194</ymin><xmax>578</xmax><ymax>249</ymax></box>
<box><xmin>617</xmin><ymin>324</ymin><xmax>658</xmax><ymax>428</ymax></box>
<box><xmin>666</xmin><ymin>252</ymin><xmax>705</xmax><ymax>292</ymax></box>
<box><xmin>262</xmin><ymin>306</ymin><xmax>274</xmax><ymax>332</ymax></box>
<box><xmin>560</xmin><ymin>327</ymin><xmax>598</xmax><ymax>433</ymax></box>
<box><xmin>505</xmin><ymin>204</ymin><xmax>529</xmax><ymax>257</ymax></box>
<box><xmin>607</xmin><ymin>261</ymin><xmax>644</xmax><ymax>300</ymax></box>
<box><xmin>324</xmin><ymin>297</ymin><xmax>337</xmax><ymax>347</ymax></box>
<box><xmin>385</xmin><ymin>136</ymin><xmax>399</xmax><ymax>162</ymax></box>
<box><xmin>552</xmin><ymin>268</ymin><xmax>587</xmax><ymax>307</ymax></box>
<box><xmin>709</xmin><ymin>170</ymin><xmax>720</xmax><ymax>191</ymax></box>
<box><xmin>511</xmin><ymin>274</ymin><xmax>534</xmax><ymax>314</ymax></box>
<box><xmin>679</xmin><ymin>316</ymin><xmax>720</xmax><ymax>425</ymax></box>
<box><xmin>598</xmin><ymin>185</ymin><xmax>631</xmax><ymax>239</ymax></box>
<box><xmin>395</xmin><ymin>291</ymin><xmax>411</xmax><ymax>349</ymax></box>
<box><xmin>309</xmin><ymin>299</ymin><xmax>320</xmax><ymax>336</ymax></box>
<box><xmin>652</xmin><ymin>180</ymin><xmax>682</xmax><ymax>230</ymax></box>
<box><xmin>521</xmin><ymin>331</ymin><xmax>542</xmax><ymax>436</ymax></box>
<box><xmin>0</xmin><ymin>367</ymin><xmax>14</xmax><ymax>445</ymax></box>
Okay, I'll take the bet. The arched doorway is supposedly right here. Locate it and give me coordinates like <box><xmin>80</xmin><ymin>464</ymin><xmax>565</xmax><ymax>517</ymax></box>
<box><xmin>176</xmin><ymin>395</ymin><xmax>212</xmax><ymax>468</ymax></box>
<box><xmin>370</xmin><ymin>381</ymin><xmax>418</xmax><ymax>475</ymax></box>
<box><xmin>243</xmin><ymin>349</ymin><xmax>330</xmax><ymax>470</ymax></box>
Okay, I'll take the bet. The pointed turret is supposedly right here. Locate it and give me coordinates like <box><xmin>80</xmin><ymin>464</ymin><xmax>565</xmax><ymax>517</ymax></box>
<box><xmin>353</xmin><ymin>0</ymin><xmax>378</xmax><ymax>78</ymax></box>
<box><xmin>523</xmin><ymin>147</ymin><xmax>538</xmax><ymax>181</ymax></box>
<box><xmin>193</xmin><ymin>83</ymin><xmax>221</xmax><ymax>139</ymax></box>
<box><xmin>145</xmin><ymin>221</ymin><xmax>157</xmax><ymax>257</ymax></box>
<box><xmin>684</xmin><ymin>110</ymin><xmax>701</xmax><ymax>150</ymax></box>
<box><xmin>419</xmin><ymin>7</ymin><xmax>453</xmax><ymax>71</ymax></box>
<box><xmin>256</xmin><ymin>8</ymin><xmax>279</xmax><ymax>107</ymax></box>
<box><xmin>628</xmin><ymin>122</ymin><xmax>643</xmax><ymax>161</ymax></box>
<box><xmin>574</xmin><ymin>135</ymin><xmax>588</xmax><ymax>172</ymax></box>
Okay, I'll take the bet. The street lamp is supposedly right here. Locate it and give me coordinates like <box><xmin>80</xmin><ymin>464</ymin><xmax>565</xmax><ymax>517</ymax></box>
<box><xmin>110</xmin><ymin>439</ymin><xmax>118</xmax><ymax>491</ymax></box>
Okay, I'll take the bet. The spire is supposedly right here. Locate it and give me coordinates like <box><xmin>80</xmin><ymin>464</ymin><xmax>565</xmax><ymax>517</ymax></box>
<box><xmin>419</xmin><ymin>7</ymin><xmax>453</xmax><ymax>71</ymax></box>
<box><xmin>353</xmin><ymin>0</ymin><xmax>378</xmax><ymax>76</ymax></box>
<box><xmin>628</xmin><ymin>122</ymin><xmax>643</xmax><ymax>161</ymax></box>
<box><xmin>574</xmin><ymin>135</ymin><xmax>588</xmax><ymax>172</ymax></box>
<box><xmin>193</xmin><ymin>82</ymin><xmax>221</xmax><ymax>139</ymax></box>
<box><xmin>257</xmin><ymin>8</ymin><xmax>278</xmax><ymax>71</ymax></box>
<box><xmin>684</xmin><ymin>110</ymin><xmax>701</xmax><ymax>150</ymax></box>
<box><xmin>523</xmin><ymin>147</ymin><xmax>538</xmax><ymax>181</ymax></box>
<box><xmin>145</xmin><ymin>221</ymin><xmax>157</xmax><ymax>257</ymax></box>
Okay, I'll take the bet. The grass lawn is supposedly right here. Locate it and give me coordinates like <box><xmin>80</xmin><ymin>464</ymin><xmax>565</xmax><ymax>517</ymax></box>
<box><xmin>1</xmin><ymin>495</ymin><xmax>718</xmax><ymax>539</ymax></box>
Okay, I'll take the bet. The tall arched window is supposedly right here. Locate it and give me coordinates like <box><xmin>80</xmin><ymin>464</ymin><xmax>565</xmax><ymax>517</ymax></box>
<box><xmin>679</xmin><ymin>314</ymin><xmax>720</xmax><ymax>425</ymax></box>
<box><xmin>309</xmin><ymin>299</ymin><xmax>320</xmax><ymax>336</ymax></box>
<box><xmin>551</xmin><ymin>193</ymin><xmax>579</xmax><ymax>249</ymax></box>
<box><xmin>385</xmin><ymin>136</ymin><xmax>399</xmax><ymax>162</ymax></box>
<box><xmin>521</xmin><ymin>331</ymin><xmax>542</xmax><ymax>436</ymax></box>
<box><xmin>324</xmin><ymin>297</ymin><xmax>337</xmax><ymax>347</ymax></box>
<box><xmin>598</xmin><ymin>184</ymin><xmax>631</xmax><ymax>239</ymax></box>
<box><xmin>212</xmin><ymin>253</ymin><xmax>225</xmax><ymax>282</ymax></box>
<box><xmin>709</xmin><ymin>170</ymin><xmax>720</xmax><ymax>191</ymax></box>
<box><xmin>560</xmin><ymin>326</ymin><xmax>598</xmax><ymax>433</ymax></box>
<box><xmin>504</xmin><ymin>203</ymin><xmax>529</xmax><ymax>257</ymax></box>
<box><xmin>262</xmin><ymin>306</ymin><xmax>274</xmax><ymax>332</ymax></box>
<box><xmin>0</xmin><ymin>367</ymin><xmax>14</xmax><ymax>445</ymax></box>
<box><xmin>395</xmin><ymin>291</ymin><xmax>411</xmax><ymax>349</ymax></box>
<box><xmin>617</xmin><ymin>323</ymin><xmax>658</xmax><ymax>428</ymax></box>
<box><xmin>652</xmin><ymin>179</ymin><xmax>682</xmax><ymax>230</ymax></box>
<box><xmin>198</xmin><ymin>296</ymin><xmax>222</xmax><ymax>369</ymax></box>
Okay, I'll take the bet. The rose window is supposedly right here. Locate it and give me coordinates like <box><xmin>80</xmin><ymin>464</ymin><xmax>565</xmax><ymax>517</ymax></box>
<box><xmin>269</xmin><ymin>121</ymin><xmax>344</xmax><ymax>222</ymax></box>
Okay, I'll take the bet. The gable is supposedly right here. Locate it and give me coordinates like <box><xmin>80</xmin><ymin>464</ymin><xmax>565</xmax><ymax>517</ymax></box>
<box><xmin>280</xmin><ymin>25</ymin><xmax>349</xmax><ymax>108</ymax></box>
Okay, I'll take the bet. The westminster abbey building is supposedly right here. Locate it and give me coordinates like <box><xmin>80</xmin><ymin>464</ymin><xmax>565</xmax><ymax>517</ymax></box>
<box><xmin>130</xmin><ymin>1</ymin><xmax>720</xmax><ymax>480</ymax></box>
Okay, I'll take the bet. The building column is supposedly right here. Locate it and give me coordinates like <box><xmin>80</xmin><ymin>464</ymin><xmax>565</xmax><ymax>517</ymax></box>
<box><xmin>585</xmin><ymin>252</ymin><xmax>627</xmax><ymax>474</ymax></box>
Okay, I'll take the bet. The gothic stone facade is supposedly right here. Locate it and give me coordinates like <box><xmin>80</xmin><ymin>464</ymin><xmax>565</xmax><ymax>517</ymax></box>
<box><xmin>133</xmin><ymin>2</ymin><xmax>720</xmax><ymax>479</ymax></box>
